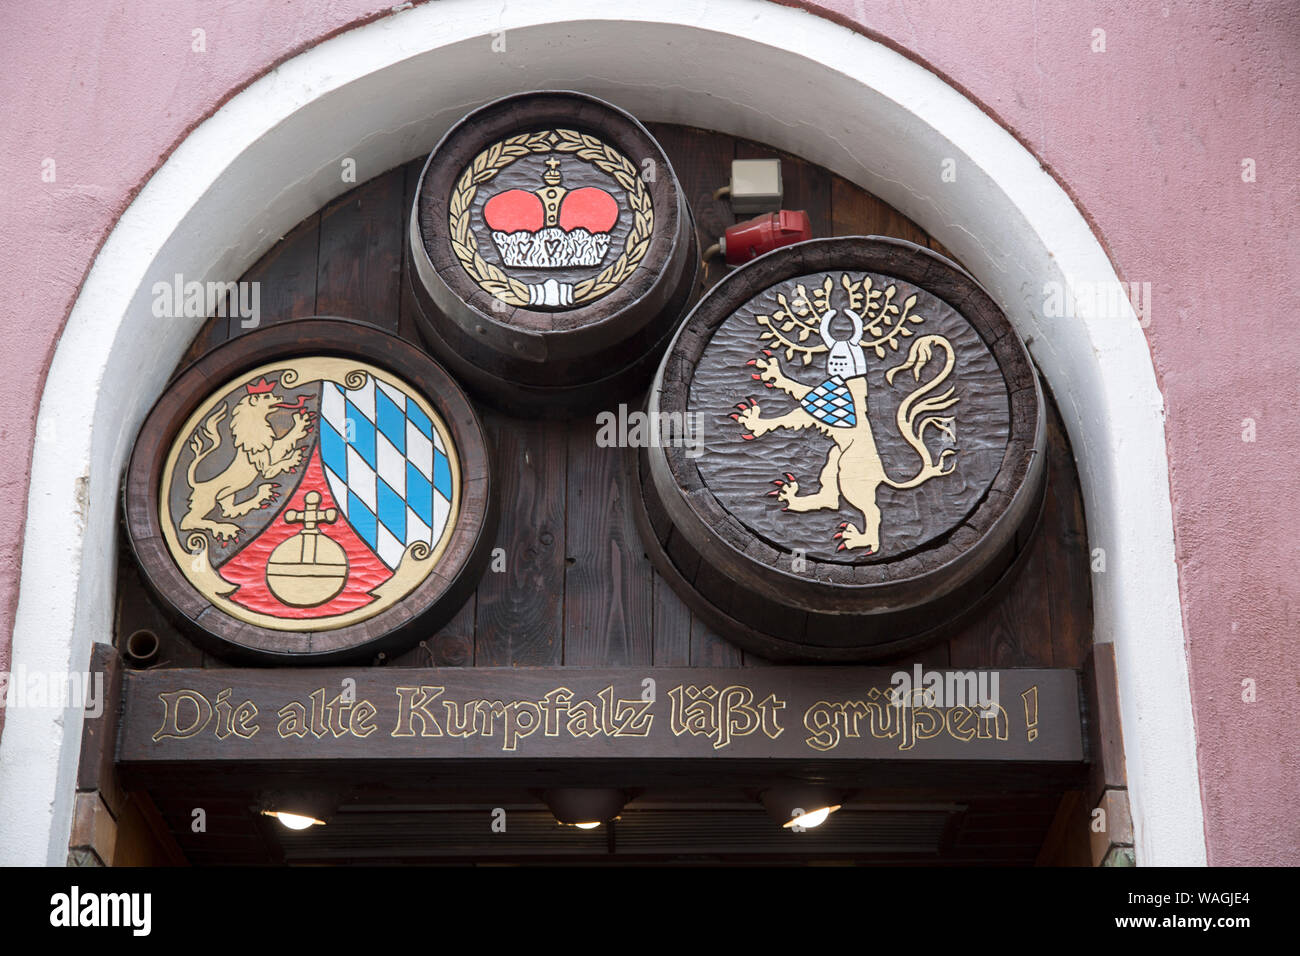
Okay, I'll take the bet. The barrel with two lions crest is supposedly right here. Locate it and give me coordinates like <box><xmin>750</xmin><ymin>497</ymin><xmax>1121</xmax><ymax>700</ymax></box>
<box><xmin>409</xmin><ymin>91</ymin><xmax>697</xmax><ymax>416</ymax></box>
<box><xmin>635</xmin><ymin>237</ymin><xmax>1047</xmax><ymax>662</ymax></box>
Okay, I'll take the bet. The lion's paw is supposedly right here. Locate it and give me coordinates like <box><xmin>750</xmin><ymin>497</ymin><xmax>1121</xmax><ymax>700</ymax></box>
<box><xmin>768</xmin><ymin>472</ymin><xmax>798</xmax><ymax>508</ymax></box>
<box><xmin>729</xmin><ymin>398</ymin><xmax>763</xmax><ymax>440</ymax></box>
<box><xmin>833</xmin><ymin>522</ymin><xmax>878</xmax><ymax>554</ymax></box>
<box><xmin>746</xmin><ymin>350</ymin><xmax>784</xmax><ymax>390</ymax></box>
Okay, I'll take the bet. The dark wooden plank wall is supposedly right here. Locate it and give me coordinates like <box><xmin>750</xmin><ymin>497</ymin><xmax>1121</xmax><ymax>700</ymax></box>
<box><xmin>134</xmin><ymin>125</ymin><xmax>1092</xmax><ymax>674</ymax></box>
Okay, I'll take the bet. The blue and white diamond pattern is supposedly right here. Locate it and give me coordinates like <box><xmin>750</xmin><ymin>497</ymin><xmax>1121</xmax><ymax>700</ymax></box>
<box><xmin>799</xmin><ymin>375</ymin><xmax>857</xmax><ymax>428</ymax></box>
<box><xmin>319</xmin><ymin>374</ymin><xmax>454</xmax><ymax>570</ymax></box>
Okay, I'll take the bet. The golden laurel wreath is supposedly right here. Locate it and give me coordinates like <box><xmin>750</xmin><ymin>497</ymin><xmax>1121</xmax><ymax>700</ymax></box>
<box><xmin>448</xmin><ymin>128</ymin><xmax>654</xmax><ymax>307</ymax></box>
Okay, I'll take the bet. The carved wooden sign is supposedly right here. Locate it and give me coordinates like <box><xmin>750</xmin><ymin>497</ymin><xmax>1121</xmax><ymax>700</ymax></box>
<box><xmin>409</xmin><ymin>90</ymin><xmax>697</xmax><ymax>415</ymax></box>
<box><xmin>638</xmin><ymin>238</ymin><xmax>1046</xmax><ymax>662</ymax></box>
<box><xmin>117</xmin><ymin>666</ymin><xmax>1083</xmax><ymax>763</ymax></box>
<box><xmin>124</xmin><ymin>319</ymin><xmax>496</xmax><ymax>664</ymax></box>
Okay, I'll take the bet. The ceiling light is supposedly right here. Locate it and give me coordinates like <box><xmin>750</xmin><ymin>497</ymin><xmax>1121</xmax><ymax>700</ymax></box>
<box><xmin>543</xmin><ymin>788</ymin><xmax>627</xmax><ymax>829</ymax></box>
<box><xmin>760</xmin><ymin>786</ymin><xmax>844</xmax><ymax>830</ymax></box>
<box><xmin>261</xmin><ymin>810</ymin><xmax>325</xmax><ymax>830</ymax></box>
<box><xmin>258</xmin><ymin>791</ymin><xmax>333</xmax><ymax>830</ymax></box>
<box><xmin>786</xmin><ymin>806</ymin><xmax>836</xmax><ymax>829</ymax></box>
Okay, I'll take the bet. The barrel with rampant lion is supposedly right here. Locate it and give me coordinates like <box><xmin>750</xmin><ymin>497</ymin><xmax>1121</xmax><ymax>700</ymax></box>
<box><xmin>408</xmin><ymin>91</ymin><xmax>697</xmax><ymax>416</ymax></box>
<box><xmin>634</xmin><ymin>237</ymin><xmax>1047</xmax><ymax>662</ymax></box>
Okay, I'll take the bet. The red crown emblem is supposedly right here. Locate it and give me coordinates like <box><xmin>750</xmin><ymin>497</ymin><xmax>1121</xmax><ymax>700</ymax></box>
<box><xmin>245</xmin><ymin>377</ymin><xmax>277</xmax><ymax>394</ymax></box>
<box><xmin>482</xmin><ymin>156</ymin><xmax>619</xmax><ymax>269</ymax></box>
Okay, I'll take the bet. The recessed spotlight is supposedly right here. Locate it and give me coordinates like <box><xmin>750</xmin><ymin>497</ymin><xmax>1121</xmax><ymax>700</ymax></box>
<box><xmin>543</xmin><ymin>788</ymin><xmax>627</xmax><ymax>828</ymax></box>
<box><xmin>258</xmin><ymin>791</ymin><xmax>333</xmax><ymax>830</ymax></box>
<box><xmin>261</xmin><ymin>810</ymin><xmax>326</xmax><ymax>830</ymax></box>
<box><xmin>784</xmin><ymin>805</ymin><xmax>838</xmax><ymax>829</ymax></box>
<box><xmin>760</xmin><ymin>787</ymin><xmax>845</xmax><ymax>829</ymax></box>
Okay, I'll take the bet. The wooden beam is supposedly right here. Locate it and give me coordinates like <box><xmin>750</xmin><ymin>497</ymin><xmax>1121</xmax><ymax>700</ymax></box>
<box><xmin>1083</xmin><ymin>642</ymin><xmax>1127</xmax><ymax>806</ymax></box>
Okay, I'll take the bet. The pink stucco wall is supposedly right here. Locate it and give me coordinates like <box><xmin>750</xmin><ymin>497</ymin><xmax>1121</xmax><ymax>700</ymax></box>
<box><xmin>0</xmin><ymin>1</ymin><xmax>1295</xmax><ymax>864</ymax></box>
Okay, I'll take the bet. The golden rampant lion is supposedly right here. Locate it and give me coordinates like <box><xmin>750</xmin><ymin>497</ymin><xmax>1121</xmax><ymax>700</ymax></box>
<box><xmin>179</xmin><ymin>378</ymin><xmax>312</xmax><ymax>543</ymax></box>
<box><xmin>732</xmin><ymin>276</ymin><xmax>959</xmax><ymax>554</ymax></box>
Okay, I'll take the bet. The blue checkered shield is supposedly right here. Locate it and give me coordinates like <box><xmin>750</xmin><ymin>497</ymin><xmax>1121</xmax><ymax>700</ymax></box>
<box><xmin>318</xmin><ymin>374</ymin><xmax>455</xmax><ymax>569</ymax></box>
<box><xmin>799</xmin><ymin>375</ymin><xmax>858</xmax><ymax>428</ymax></box>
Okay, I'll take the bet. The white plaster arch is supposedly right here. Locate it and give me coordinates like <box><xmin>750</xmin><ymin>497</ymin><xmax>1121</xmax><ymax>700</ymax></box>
<box><xmin>0</xmin><ymin>0</ymin><xmax>1205</xmax><ymax>865</ymax></box>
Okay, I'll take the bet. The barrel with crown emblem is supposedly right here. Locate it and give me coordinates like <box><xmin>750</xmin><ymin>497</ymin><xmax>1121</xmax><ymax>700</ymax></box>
<box><xmin>408</xmin><ymin>91</ymin><xmax>697</xmax><ymax>417</ymax></box>
<box><xmin>633</xmin><ymin>237</ymin><xmax>1047</xmax><ymax>662</ymax></box>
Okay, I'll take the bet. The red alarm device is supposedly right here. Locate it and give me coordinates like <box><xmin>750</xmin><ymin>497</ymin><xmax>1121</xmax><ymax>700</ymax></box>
<box><xmin>720</xmin><ymin>210</ymin><xmax>812</xmax><ymax>264</ymax></box>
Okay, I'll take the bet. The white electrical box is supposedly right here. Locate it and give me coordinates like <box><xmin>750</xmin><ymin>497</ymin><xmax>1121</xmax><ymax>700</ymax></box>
<box><xmin>728</xmin><ymin>159</ymin><xmax>783</xmax><ymax>214</ymax></box>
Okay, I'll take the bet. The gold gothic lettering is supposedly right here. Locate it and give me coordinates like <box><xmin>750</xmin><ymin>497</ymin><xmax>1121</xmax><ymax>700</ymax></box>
<box><xmin>147</xmin><ymin>679</ymin><xmax>1041</xmax><ymax>755</ymax></box>
<box><xmin>667</xmin><ymin>684</ymin><xmax>786</xmax><ymax>750</ymax></box>
<box><xmin>803</xmin><ymin>688</ymin><xmax>1014</xmax><ymax>752</ymax></box>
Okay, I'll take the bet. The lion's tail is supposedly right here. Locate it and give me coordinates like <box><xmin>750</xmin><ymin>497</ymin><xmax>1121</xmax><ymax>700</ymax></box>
<box><xmin>187</xmin><ymin>404</ymin><xmax>228</xmax><ymax>487</ymax></box>
<box><xmin>882</xmin><ymin>335</ymin><xmax>959</xmax><ymax>489</ymax></box>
